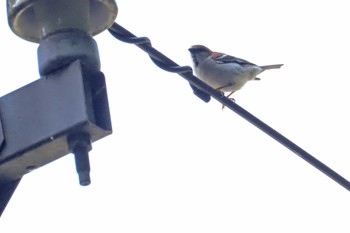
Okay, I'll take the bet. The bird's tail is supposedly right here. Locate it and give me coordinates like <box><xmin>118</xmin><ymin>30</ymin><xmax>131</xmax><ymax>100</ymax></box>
<box><xmin>260</xmin><ymin>64</ymin><xmax>284</xmax><ymax>70</ymax></box>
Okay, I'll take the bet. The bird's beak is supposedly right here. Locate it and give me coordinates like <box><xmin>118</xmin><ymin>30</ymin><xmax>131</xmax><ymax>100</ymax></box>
<box><xmin>188</xmin><ymin>48</ymin><xmax>195</xmax><ymax>53</ymax></box>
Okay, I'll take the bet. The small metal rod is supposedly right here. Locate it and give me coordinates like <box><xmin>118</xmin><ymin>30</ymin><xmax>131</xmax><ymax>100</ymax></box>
<box><xmin>108</xmin><ymin>23</ymin><xmax>350</xmax><ymax>192</ymax></box>
<box><xmin>73</xmin><ymin>144</ymin><xmax>91</xmax><ymax>186</ymax></box>
<box><xmin>68</xmin><ymin>133</ymin><xmax>92</xmax><ymax>186</ymax></box>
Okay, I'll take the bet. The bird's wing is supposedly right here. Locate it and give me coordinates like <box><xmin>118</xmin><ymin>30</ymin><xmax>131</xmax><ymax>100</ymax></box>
<box><xmin>212</xmin><ymin>52</ymin><xmax>257</xmax><ymax>67</ymax></box>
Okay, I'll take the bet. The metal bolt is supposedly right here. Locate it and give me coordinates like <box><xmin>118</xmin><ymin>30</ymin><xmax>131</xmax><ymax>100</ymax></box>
<box><xmin>68</xmin><ymin>133</ymin><xmax>92</xmax><ymax>186</ymax></box>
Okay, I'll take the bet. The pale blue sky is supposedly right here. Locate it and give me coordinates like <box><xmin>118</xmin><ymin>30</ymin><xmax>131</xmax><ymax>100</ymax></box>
<box><xmin>1</xmin><ymin>0</ymin><xmax>350</xmax><ymax>232</ymax></box>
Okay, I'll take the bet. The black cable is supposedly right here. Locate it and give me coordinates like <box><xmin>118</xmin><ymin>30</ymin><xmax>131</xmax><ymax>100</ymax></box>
<box><xmin>108</xmin><ymin>23</ymin><xmax>211</xmax><ymax>103</ymax></box>
<box><xmin>108</xmin><ymin>22</ymin><xmax>350</xmax><ymax>192</ymax></box>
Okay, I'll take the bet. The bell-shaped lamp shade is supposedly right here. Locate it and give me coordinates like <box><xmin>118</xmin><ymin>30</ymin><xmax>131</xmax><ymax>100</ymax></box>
<box><xmin>7</xmin><ymin>0</ymin><xmax>118</xmax><ymax>43</ymax></box>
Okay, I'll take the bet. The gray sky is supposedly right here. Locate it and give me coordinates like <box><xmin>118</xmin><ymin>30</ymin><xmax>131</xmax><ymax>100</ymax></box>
<box><xmin>1</xmin><ymin>0</ymin><xmax>350</xmax><ymax>232</ymax></box>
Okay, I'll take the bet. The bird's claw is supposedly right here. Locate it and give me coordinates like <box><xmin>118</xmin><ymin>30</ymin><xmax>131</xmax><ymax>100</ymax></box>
<box><xmin>221</xmin><ymin>97</ymin><xmax>235</xmax><ymax>110</ymax></box>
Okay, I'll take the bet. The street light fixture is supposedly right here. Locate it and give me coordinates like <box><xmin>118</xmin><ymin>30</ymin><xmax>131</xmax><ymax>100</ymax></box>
<box><xmin>1</xmin><ymin>0</ymin><xmax>118</xmax><ymax>216</ymax></box>
<box><xmin>7</xmin><ymin>0</ymin><xmax>118</xmax><ymax>42</ymax></box>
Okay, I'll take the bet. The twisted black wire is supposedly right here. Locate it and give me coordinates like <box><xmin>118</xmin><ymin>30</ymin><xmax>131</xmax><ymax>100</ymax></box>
<box><xmin>108</xmin><ymin>23</ymin><xmax>211</xmax><ymax>103</ymax></box>
<box><xmin>108</xmin><ymin>22</ymin><xmax>350</xmax><ymax>192</ymax></box>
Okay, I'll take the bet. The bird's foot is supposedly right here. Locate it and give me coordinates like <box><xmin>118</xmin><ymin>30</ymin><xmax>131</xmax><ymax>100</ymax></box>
<box><xmin>221</xmin><ymin>96</ymin><xmax>235</xmax><ymax>110</ymax></box>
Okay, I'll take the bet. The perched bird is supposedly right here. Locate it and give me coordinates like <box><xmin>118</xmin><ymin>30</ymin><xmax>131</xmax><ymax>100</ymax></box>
<box><xmin>188</xmin><ymin>45</ymin><xmax>283</xmax><ymax>105</ymax></box>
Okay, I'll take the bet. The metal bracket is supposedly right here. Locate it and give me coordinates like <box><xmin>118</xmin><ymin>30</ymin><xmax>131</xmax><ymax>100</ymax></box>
<box><xmin>0</xmin><ymin>60</ymin><xmax>112</xmax><ymax>216</ymax></box>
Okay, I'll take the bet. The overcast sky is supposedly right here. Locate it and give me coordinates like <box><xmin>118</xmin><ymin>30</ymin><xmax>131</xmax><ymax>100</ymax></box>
<box><xmin>1</xmin><ymin>0</ymin><xmax>350</xmax><ymax>232</ymax></box>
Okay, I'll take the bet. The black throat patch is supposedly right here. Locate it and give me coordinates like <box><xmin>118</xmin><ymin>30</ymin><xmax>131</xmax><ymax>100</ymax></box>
<box><xmin>191</xmin><ymin>54</ymin><xmax>199</xmax><ymax>67</ymax></box>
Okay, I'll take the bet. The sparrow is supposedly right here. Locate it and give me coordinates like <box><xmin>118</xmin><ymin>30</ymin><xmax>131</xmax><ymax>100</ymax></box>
<box><xmin>188</xmin><ymin>45</ymin><xmax>283</xmax><ymax>106</ymax></box>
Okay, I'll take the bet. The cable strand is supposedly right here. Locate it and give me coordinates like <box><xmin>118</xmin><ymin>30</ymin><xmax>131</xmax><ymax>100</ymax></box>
<box><xmin>108</xmin><ymin>22</ymin><xmax>350</xmax><ymax>192</ymax></box>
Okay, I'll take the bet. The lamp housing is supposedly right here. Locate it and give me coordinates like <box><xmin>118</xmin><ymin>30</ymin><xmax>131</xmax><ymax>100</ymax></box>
<box><xmin>7</xmin><ymin>0</ymin><xmax>118</xmax><ymax>43</ymax></box>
